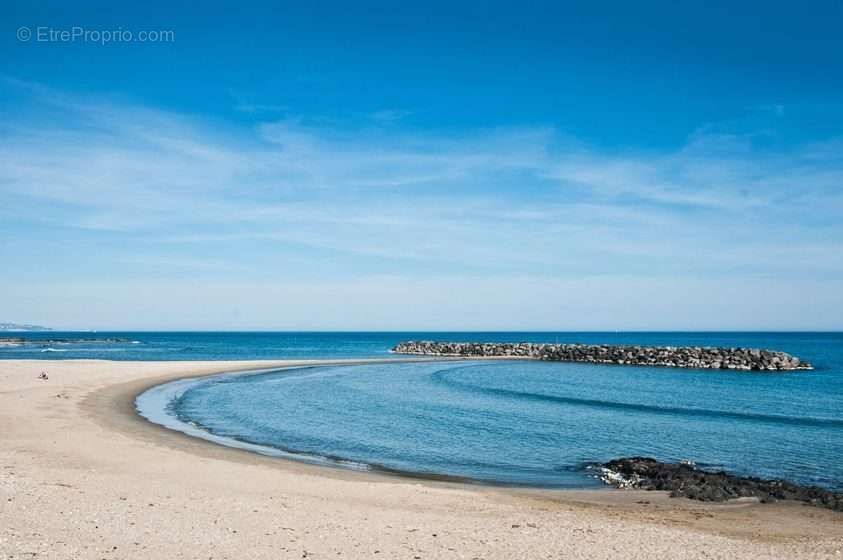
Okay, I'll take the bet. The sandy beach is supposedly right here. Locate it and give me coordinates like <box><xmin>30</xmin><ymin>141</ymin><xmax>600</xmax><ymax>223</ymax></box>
<box><xmin>1</xmin><ymin>359</ymin><xmax>841</xmax><ymax>559</ymax></box>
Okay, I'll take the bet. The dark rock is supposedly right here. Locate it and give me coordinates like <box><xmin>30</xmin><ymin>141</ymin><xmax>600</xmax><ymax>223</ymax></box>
<box><xmin>392</xmin><ymin>341</ymin><xmax>812</xmax><ymax>371</ymax></box>
<box><xmin>598</xmin><ymin>457</ymin><xmax>841</xmax><ymax>512</ymax></box>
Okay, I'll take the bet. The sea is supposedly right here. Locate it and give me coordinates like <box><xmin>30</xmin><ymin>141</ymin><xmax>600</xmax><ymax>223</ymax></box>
<box><xmin>4</xmin><ymin>331</ymin><xmax>842</xmax><ymax>490</ymax></box>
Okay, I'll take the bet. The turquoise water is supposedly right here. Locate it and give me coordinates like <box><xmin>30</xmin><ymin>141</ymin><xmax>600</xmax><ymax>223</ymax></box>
<box><xmin>2</xmin><ymin>331</ymin><xmax>838</xmax><ymax>363</ymax></box>
<box><xmin>8</xmin><ymin>331</ymin><xmax>841</xmax><ymax>489</ymax></box>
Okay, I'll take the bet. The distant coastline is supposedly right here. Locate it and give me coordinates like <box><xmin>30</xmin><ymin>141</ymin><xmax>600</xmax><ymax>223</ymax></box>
<box><xmin>0</xmin><ymin>322</ymin><xmax>51</xmax><ymax>332</ymax></box>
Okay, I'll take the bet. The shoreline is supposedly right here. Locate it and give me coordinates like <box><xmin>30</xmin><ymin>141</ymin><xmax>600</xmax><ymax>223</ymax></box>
<box><xmin>83</xmin><ymin>358</ymin><xmax>834</xmax><ymax>496</ymax></box>
<box><xmin>134</xmin><ymin>361</ymin><xmax>604</xmax><ymax>489</ymax></box>
<box><xmin>2</xmin><ymin>358</ymin><xmax>842</xmax><ymax>558</ymax></box>
<box><xmin>92</xmin><ymin>358</ymin><xmax>475</xmax><ymax>487</ymax></box>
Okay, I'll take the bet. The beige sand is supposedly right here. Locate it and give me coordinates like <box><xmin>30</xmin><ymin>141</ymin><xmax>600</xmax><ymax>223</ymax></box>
<box><xmin>1</xmin><ymin>359</ymin><xmax>841</xmax><ymax>559</ymax></box>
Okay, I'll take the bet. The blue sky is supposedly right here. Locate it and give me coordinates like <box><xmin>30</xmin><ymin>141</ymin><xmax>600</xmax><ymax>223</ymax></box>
<box><xmin>2</xmin><ymin>1</ymin><xmax>842</xmax><ymax>330</ymax></box>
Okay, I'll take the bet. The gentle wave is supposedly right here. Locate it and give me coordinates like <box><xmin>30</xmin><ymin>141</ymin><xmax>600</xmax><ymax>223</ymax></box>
<box><xmin>136</xmin><ymin>369</ymin><xmax>375</xmax><ymax>472</ymax></box>
<box><xmin>430</xmin><ymin>366</ymin><xmax>843</xmax><ymax>428</ymax></box>
<box><xmin>41</xmin><ymin>347</ymin><xmax>131</xmax><ymax>353</ymax></box>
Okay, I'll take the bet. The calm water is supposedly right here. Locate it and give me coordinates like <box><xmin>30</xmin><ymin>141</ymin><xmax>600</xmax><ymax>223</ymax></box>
<box><xmin>7</xmin><ymin>331</ymin><xmax>842</xmax><ymax>489</ymax></box>
<box><xmin>1</xmin><ymin>331</ymin><xmax>838</xmax><ymax>362</ymax></box>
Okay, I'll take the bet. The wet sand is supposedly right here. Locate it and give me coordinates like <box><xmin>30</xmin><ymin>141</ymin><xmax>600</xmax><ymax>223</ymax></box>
<box><xmin>1</xmin><ymin>359</ymin><xmax>841</xmax><ymax>559</ymax></box>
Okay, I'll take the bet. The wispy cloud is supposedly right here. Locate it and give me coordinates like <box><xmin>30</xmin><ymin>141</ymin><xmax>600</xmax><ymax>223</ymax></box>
<box><xmin>228</xmin><ymin>89</ymin><xmax>291</xmax><ymax>115</ymax></box>
<box><xmin>369</xmin><ymin>109</ymin><xmax>412</xmax><ymax>122</ymax></box>
<box><xmin>1</xmin><ymin>81</ymin><xmax>842</xmax><ymax>328</ymax></box>
<box><xmin>753</xmin><ymin>103</ymin><xmax>785</xmax><ymax>116</ymax></box>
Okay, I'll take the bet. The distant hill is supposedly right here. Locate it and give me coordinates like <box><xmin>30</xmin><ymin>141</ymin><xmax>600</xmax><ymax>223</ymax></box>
<box><xmin>0</xmin><ymin>323</ymin><xmax>52</xmax><ymax>331</ymax></box>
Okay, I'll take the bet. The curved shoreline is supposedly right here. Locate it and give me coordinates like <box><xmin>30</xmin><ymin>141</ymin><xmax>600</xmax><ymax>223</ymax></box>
<box><xmin>90</xmin><ymin>357</ymin><xmax>482</xmax><ymax>487</ymax></box>
<box><xmin>135</xmin><ymin>365</ymin><xmax>430</xmax><ymax>479</ymax></box>
<box><xmin>133</xmin><ymin>363</ymin><xmax>596</xmax><ymax>488</ymax></box>
<box><xmin>128</xmin><ymin>359</ymin><xmax>597</xmax><ymax>488</ymax></box>
<box><xmin>2</xmin><ymin>359</ymin><xmax>842</xmax><ymax>559</ymax></box>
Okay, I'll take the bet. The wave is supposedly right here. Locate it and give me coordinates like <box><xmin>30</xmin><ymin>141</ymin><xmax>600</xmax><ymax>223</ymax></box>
<box><xmin>136</xmin><ymin>367</ymin><xmax>375</xmax><ymax>472</ymax></box>
<box><xmin>430</xmin><ymin>366</ymin><xmax>843</xmax><ymax>429</ymax></box>
<box><xmin>40</xmin><ymin>347</ymin><xmax>132</xmax><ymax>353</ymax></box>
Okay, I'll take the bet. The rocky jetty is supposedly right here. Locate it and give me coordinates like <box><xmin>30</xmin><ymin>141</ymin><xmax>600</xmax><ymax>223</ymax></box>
<box><xmin>392</xmin><ymin>341</ymin><xmax>811</xmax><ymax>371</ymax></box>
<box><xmin>0</xmin><ymin>336</ymin><xmax>132</xmax><ymax>347</ymax></box>
<box><xmin>600</xmin><ymin>457</ymin><xmax>842</xmax><ymax>511</ymax></box>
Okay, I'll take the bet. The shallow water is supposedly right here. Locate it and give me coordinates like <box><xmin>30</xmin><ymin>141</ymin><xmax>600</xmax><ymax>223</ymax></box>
<box><xmin>157</xmin><ymin>340</ymin><xmax>841</xmax><ymax>489</ymax></box>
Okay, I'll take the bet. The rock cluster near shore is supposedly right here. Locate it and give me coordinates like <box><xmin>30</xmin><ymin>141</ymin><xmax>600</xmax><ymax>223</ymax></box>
<box><xmin>600</xmin><ymin>457</ymin><xmax>843</xmax><ymax>511</ymax></box>
<box><xmin>392</xmin><ymin>341</ymin><xmax>811</xmax><ymax>371</ymax></box>
<box><xmin>0</xmin><ymin>336</ymin><xmax>132</xmax><ymax>347</ymax></box>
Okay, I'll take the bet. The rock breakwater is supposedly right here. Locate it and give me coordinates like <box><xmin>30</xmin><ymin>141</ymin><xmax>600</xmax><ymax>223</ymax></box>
<box><xmin>0</xmin><ymin>336</ymin><xmax>134</xmax><ymax>348</ymax></box>
<box><xmin>392</xmin><ymin>341</ymin><xmax>811</xmax><ymax>371</ymax></box>
<box><xmin>599</xmin><ymin>457</ymin><xmax>842</xmax><ymax>511</ymax></box>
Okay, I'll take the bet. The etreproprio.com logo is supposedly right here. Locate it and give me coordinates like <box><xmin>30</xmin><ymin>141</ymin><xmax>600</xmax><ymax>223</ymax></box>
<box><xmin>17</xmin><ymin>26</ymin><xmax>175</xmax><ymax>45</ymax></box>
